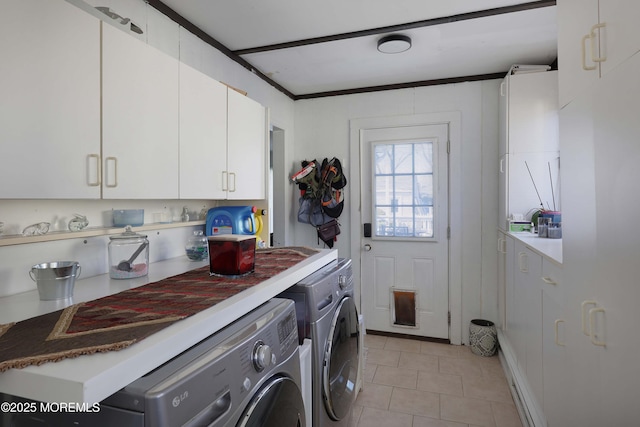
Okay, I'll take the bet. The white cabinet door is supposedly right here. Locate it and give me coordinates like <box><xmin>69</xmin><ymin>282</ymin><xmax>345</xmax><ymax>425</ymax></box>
<box><xmin>557</xmin><ymin>0</ymin><xmax>600</xmax><ymax>107</ymax></box>
<box><xmin>499</xmin><ymin>232</ymin><xmax>515</xmax><ymax>332</ymax></box>
<box><xmin>558</xmin><ymin>0</ymin><xmax>640</xmax><ymax>108</ymax></box>
<box><xmin>559</xmin><ymin>51</ymin><xmax>640</xmax><ymax>426</ymax></box>
<box><xmin>598</xmin><ymin>0</ymin><xmax>640</xmax><ymax>78</ymax></box>
<box><xmin>588</xmin><ymin>51</ymin><xmax>640</xmax><ymax>424</ymax></box>
<box><xmin>227</xmin><ymin>89</ymin><xmax>267</xmax><ymax>200</ymax></box>
<box><xmin>518</xmin><ymin>246</ymin><xmax>543</xmax><ymax>408</ymax></box>
<box><xmin>507</xmin><ymin>71</ymin><xmax>559</xmax><ymax>154</ymax></box>
<box><xmin>0</xmin><ymin>0</ymin><xmax>100</xmax><ymax>199</ymax></box>
<box><xmin>102</xmin><ymin>23</ymin><xmax>179</xmax><ymax>199</ymax></box>
<box><xmin>541</xmin><ymin>259</ymin><xmax>569</xmax><ymax>427</ymax></box>
<box><xmin>179</xmin><ymin>63</ymin><xmax>227</xmax><ymax>199</ymax></box>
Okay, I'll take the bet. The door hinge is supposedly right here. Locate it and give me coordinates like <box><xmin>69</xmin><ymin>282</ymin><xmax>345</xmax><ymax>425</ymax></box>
<box><xmin>448</xmin><ymin>311</ymin><xmax>451</xmax><ymax>325</ymax></box>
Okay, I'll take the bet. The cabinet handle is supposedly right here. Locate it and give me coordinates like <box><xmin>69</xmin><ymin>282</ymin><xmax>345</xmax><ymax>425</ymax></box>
<box><xmin>518</xmin><ymin>252</ymin><xmax>528</xmax><ymax>273</ymax></box>
<box><xmin>497</xmin><ymin>238</ymin><xmax>506</xmax><ymax>254</ymax></box>
<box><xmin>554</xmin><ymin>319</ymin><xmax>566</xmax><ymax>346</ymax></box>
<box><xmin>500</xmin><ymin>81</ymin><xmax>506</xmax><ymax>97</ymax></box>
<box><xmin>541</xmin><ymin>276</ymin><xmax>557</xmax><ymax>285</ymax></box>
<box><xmin>589</xmin><ymin>307</ymin><xmax>606</xmax><ymax>347</ymax></box>
<box><xmin>499</xmin><ymin>157</ymin><xmax>506</xmax><ymax>173</ymax></box>
<box><xmin>105</xmin><ymin>157</ymin><xmax>118</xmax><ymax>188</ymax></box>
<box><xmin>581</xmin><ymin>33</ymin><xmax>598</xmax><ymax>71</ymax></box>
<box><xmin>229</xmin><ymin>172</ymin><xmax>236</xmax><ymax>192</ymax></box>
<box><xmin>590</xmin><ymin>23</ymin><xmax>607</xmax><ymax>63</ymax></box>
<box><xmin>581</xmin><ymin>300</ymin><xmax>597</xmax><ymax>335</ymax></box>
<box><xmin>86</xmin><ymin>154</ymin><xmax>101</xmax><ymax>187</ymax></box>
<box><xmin>222</xmin><ymin>171</ymin><xmax>228</xmax><ymax>191</ymax></box>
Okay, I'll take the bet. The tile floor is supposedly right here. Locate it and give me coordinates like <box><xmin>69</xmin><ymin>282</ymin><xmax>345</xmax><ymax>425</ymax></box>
<box><xmin>351</xmin><ymin>334</ymin><xmax>523</xmax><ymax>427</ymax></box>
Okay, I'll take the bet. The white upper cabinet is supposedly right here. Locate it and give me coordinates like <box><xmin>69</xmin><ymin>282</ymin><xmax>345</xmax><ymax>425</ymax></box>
<box><xmin>0</xmin><ymin>0</ymin><xmax>101</xmax><ymax>199</ymax></box>
<box><xmin>179</xmin><ymin>63</ymin><xmax>228</xmax><ymax>199</ymax></box>
<box><xmin>558</xmin><ymin>0</ymin><xmax>640</xmax><ymax>108</ymax></box>
<box><xmin>226</xmin><ymin>89</ymin><xmax>267</xmax><ymax>200</ymax></box>
<box><xmin>101</xmin><ymin>23</ymin><xmax>179</xmax><ymax>199</ymax></box>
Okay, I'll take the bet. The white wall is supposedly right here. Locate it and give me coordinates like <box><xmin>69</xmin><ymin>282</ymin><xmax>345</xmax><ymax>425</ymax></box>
<box><xmin>293</xmin><ymin>81</ymin><xmax>501</xmax><ymax>343</ymax></box>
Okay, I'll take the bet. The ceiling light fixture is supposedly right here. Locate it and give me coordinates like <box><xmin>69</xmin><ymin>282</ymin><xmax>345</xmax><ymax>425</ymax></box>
<box><xmin>377</xmin><ymin>34</ymin><xmax>412</xmax><ymax>54</ymax></box>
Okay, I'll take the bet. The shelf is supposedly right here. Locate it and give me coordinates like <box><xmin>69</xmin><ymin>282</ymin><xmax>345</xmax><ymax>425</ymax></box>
<box><xmin>0</xmin><ymin>220</ymin><xmax>206</xmax><ymax>247</ymax></box>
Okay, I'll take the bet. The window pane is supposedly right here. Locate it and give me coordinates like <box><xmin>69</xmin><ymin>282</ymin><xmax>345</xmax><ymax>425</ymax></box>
<box><xmin>373</xmin><ymin>141</ymin><xmax>435</xmax><ymax>239</ymax></box>
<box><xmin>394</xmin><ymin>144</ymin><xmax>413</xmax><ymax>174</ymax></box>
<box><xmin>374</xmin><ymin>145</ymin><xmax>393</xmax><ymax>174</ymax></box>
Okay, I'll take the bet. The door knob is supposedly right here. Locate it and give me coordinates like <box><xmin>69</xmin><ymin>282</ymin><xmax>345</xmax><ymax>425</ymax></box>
<box><xmin>364</xmin><ymin>244</ymin><xmax>372</xmax><ymax>251</ymax></box>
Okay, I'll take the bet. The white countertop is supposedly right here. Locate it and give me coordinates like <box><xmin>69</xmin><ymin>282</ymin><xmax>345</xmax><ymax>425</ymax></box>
<box><xmin>0</xmin><ymin>249</ymin><xmax>337</xmax><ymax>404</ymax></box>
<box><xmin>509</xmin><ymin>231</ymin><xmax>562</xmax><ymax>264</ymax></box>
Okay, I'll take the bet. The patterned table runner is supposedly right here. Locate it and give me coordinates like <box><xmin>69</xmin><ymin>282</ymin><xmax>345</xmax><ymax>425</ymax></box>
<box><xmin>0</xmin><ymin>247</ymin><xmax>317</xmax><ymax>372</ymax></box>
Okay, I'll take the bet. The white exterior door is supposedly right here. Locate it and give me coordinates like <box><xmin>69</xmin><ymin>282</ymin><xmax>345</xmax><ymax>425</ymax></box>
<box><xmin>360</xmin><ymin>124</ymin><xmax>449</xmax><ymax>339</ymax></box>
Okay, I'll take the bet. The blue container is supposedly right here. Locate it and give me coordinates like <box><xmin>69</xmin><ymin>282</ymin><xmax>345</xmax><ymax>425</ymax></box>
<box><xmin>206</xmin><ymin>206</ymin><xmax>256</xmax><ymax>236</ymax></box>
<box><xmin>541</xmin><ymin>210</ymin><xmax>562</xmax><ymax>223</ymax></box>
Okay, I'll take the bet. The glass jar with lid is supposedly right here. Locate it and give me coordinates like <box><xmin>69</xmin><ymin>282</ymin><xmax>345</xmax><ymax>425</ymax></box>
<box><xmin>185</xmin><ymin>230</ymin><xmax>208</xmax><ymax>261</ymax></box>
<box><xmin>109</xmin><ymin>226</ymin><xmax>149</xmax><ymax>279</ymax></box>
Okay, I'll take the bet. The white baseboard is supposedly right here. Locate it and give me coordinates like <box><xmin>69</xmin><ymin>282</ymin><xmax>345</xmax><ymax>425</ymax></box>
<box><xmin>497</xmin><ymin>329</ymin><xmax>547</xmax><ymax>427</ymax></box>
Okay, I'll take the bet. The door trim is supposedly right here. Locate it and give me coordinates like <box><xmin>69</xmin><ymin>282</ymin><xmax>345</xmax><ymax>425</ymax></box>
<box><xmin>349</xmin><ymin>112</ymin><xmax>462</xmax><ymax>345</ymax></box>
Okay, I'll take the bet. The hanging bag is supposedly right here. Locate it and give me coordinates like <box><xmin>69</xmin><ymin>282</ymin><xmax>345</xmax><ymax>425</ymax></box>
<box><xmin>316</xmin><ymin>219</ymin><xmax>340</xmax><ymax>248</ymax></box>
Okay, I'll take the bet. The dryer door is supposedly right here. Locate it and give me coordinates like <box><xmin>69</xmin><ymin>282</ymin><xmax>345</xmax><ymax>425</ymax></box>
<box><xmin>237</xmin><ymin>376</ymin><xmax>305</xmax><ymax>427</ymax></box>
<box><xmin>323</xmin><ymin>296</ymin><xmax>360</xmax><ymax>420</ymax></box>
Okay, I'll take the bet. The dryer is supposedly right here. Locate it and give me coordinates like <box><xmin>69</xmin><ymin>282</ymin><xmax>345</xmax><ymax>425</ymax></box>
<box><xmin>278</xmin><ymin>258</ymin><xmax>359</xmax><ymax>427</ymax></box>
<box><xmin>1</xmin><ymin>298</ymin><xmax>305</xmax><ymax>427</ymax></box>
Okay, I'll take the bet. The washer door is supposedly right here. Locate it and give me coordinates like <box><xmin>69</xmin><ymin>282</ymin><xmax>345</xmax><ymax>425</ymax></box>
<box><xmin>237</xmin><ymin>376</ymin><xmax>305</xmax><ymax>427</ymax></box>
<box><xmin>323</xmin><ymin>296</ymin><xmax>359</xmax><ymax>420</ymax></box>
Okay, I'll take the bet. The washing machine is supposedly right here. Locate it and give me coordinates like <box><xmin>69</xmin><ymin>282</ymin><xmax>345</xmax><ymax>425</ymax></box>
<box><xmin>0</xmin><ymin>298</ymin><xmax>305</xmax><ymax>427</ymax></box>
<box><xmin>278</xmin><ymin>258</ymin><xmax>359</xmax><ymax>427</ymax></box>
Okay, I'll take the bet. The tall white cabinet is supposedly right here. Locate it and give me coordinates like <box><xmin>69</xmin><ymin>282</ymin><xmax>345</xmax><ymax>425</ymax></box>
<box><xmin>559</xmin><ymin>50</ymin><xmax>640</xmax><ymax>427</ymax></box>
<box><xmin>0</xmin><ymin>0</ymin><xmax>101</xmax><ymax>199</ymax></box>
<box><xmin>498</xmin><ymin>71</ymin><xmax>559</xmax><ymax>230</ymax></box>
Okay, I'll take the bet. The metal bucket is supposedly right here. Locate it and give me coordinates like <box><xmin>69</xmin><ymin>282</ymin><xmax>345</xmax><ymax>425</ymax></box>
<box><xmin>29</xmin><ymin>261</ymin><xmax>81</xmax><ymax>301</ymax></box>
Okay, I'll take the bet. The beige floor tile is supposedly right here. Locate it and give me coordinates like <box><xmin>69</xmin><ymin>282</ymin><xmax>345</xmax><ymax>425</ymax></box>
<box><xmin>439</xmin><ymin>356</ymin><xmax>483</xmax><ymax>378</ymax></box>
<box><xmin>412</xmin><ymin>416</ymin><xmax>469</xmax><ymax>427</ymax></box>
<box><xmin>363</xmin><ymin>362</ymin><xmax>378</xmax><ymax>383</ymax></box>
<box><xmin>440</xmin><ymin>394</ymin><xmax>496</xmax><ymax>427</ymax></box>
<box><xmin>491</xmin><ymin>402</ymin><xmax>523</xmax><ymax>427</ymax></box>
<box><xmin>373</xmin><ymin>365</ymin><xmax>419</xmax><ymax>389</ymax></box>
<box><xmin>365</xmin><ymin>334</ymin><xmax>388</xmax><ymax>349</ymax></box>
<box><xmin>389</xmin><ymin>387</ymin><xmax>440</xmax><ymax>418</ymax></box>
<box><xmin>385</xmin><ymin>337</ymin><xmax>423</xmax><ymax>353</ymax></box>
<box><xmin>399</xmin><ymin>351</ymin><xmax>439</xmax><ymax>373</ymax></box>
<box><xmin>355</xmin><ymin>382</ymin><xmax>394</xmax><ymax>410</ymax></box>
<box><xmin>357</xmin><ymin>407</ymin><xmax>414</xmax><ymax>427</ymax></box>
<box><xmin>366</xmin><ymin>347</ymin><xmax>401</xmax><ymax>367</ymax></box>
<box><xmin>421</xmin><ymin>342</ymin><xmax>460</xmax><ymax>358</ymax></box>
<box><xmin>462</xmin><ymin>374</ymin><xmax>513</xmax><ymax>403</ymax></box>
<box><xmin>351</xmin><ymin>405</ymin><xmax>364</xmax><ymax>427</ymax></box>
<box><xmin>417</xmin><ymin>370</ymin><xmax>464</xmax><ymax>396</ymax></box>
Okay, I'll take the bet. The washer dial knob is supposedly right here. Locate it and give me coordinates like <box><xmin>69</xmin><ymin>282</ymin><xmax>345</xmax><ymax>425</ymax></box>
<box><xmin>338</xmin><ymin>274</ymin><xmax>347</xmax><ymax>289</ymax></box>
<box><xmin>252</xmin><ymin>341</ymin><xmax>273</xmax><ymax>372</ymax></box>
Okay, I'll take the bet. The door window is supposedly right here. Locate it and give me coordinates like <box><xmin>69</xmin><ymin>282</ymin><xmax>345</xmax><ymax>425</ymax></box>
<box><xmin>373</xmin><ymin>141</ymin><xmax>435</xmax><ymax>239</ymax></box>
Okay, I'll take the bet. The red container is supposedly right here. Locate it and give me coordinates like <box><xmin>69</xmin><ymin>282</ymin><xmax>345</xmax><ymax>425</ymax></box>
<box><xmin>207</xmin><ymin>235</ymin><xmax>256</xmax><ymax>277</ymax></box>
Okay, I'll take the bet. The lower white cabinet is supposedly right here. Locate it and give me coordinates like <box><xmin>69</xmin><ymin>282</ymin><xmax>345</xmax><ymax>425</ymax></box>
<box><xmin>499</xmin><ymin>236</ymin><xmax>566</xmax><ymax>427</ymax></box>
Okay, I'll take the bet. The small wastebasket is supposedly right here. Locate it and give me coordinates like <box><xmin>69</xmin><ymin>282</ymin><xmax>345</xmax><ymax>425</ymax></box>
<box><xmin>469</xmin><ymin>319</ymin><xmax>497</xmax><ymax>357</ymax></box>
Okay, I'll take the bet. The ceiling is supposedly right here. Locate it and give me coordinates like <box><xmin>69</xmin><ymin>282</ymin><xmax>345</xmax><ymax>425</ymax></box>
<box><xmin>149</xmin><ymin>0</ymin><xmax>557</xmax><ymax>100</ymax></box>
